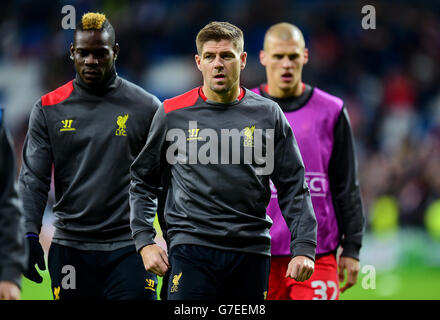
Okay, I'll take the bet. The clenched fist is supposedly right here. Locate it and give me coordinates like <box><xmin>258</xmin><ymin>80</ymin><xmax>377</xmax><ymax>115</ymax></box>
<box><xmin>286</xmin><ymin>256</ymin><xmax>314</xmax><ymax>282</ymax></box>
<box><xmin>139</xmin><ymin>244</ymin><xmax>170</xmax><ymax>277</ymax></box>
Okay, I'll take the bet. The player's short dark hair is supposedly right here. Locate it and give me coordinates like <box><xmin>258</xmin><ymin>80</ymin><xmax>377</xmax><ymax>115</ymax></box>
<box><xmin>74</xmin><ymin>12</ymin><xmax>115</xmax><ymax>46</ymax></box>
<box><xmin>196</xmin><ymin>21</ymin><xmax>244</xmax><ymax>55</ymax></box>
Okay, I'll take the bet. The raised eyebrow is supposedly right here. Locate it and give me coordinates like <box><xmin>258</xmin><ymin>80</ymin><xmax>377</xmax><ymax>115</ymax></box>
<box><xmin>203</xmin><ymin>50</ymin><xmax>235</xmax><ymax>56</ymax></box>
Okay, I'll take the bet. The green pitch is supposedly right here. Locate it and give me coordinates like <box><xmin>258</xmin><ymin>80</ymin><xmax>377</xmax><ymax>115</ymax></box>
<box><xmin>21</xmin><ymin>270</ymin><xmax>52</xmax><ymax>300</ymax></box>
<box><xmin>339</xmin><ymin>266</ymin><xmax>440</xmax><ymax>300</ymax></box>
<box><xmin>21</xmin><ymin>266</ymin><xmax>440</xmax><ymax>300</ymax></box>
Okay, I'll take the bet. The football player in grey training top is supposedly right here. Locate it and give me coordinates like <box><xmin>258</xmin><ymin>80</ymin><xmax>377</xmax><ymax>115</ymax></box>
<box><xmin>19</xmin><ymin>12</ymin><xmax>161</xmax><ymax>300</ymax></box>
<box><xmin>130</xmin><ymin>21</ymin><xmax>317</xmax><ymax>300</ymax></box>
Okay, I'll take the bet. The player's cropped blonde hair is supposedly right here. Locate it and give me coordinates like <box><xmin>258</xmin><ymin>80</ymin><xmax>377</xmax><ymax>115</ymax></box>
<box><xmin>81</xmin><ymin>12</ymin><xmax>107</xmax><ymax>30</ymax></box>
<box><xmin>263</xmin><ymin>22</ymin><xmax>306</xmax><ymax>51</ymax></box>
<box><xmin>196</xmin><ymin>21</ymin><xmax>244</xmax><ymax>55</ymax></box>
<box><xmin>74</xmin><ymin>12</ymin><xmax>116</xmax><ymax>46</ymax></box>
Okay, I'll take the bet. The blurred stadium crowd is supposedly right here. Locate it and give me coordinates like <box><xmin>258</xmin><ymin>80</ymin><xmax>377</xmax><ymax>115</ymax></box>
<box><xmin>1</xmin><ymin>0</ymin><xmax>439</xmax><ymax>237</ymax></box>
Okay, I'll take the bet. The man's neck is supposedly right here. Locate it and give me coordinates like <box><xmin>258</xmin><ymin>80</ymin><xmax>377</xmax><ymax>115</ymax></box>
<box><xmin>76</xmin><ymin>67</ymin><xmax>118</xmax><ymax>95</ymax></box>
<box><xmin>202</xmin><ymin>85</ymin><xmax>241</xmax><ymax>104</ymax></box>
<box><xmin>267</xmin><ymin>81</ymin><xmax>303</xmax><ymax>98</ymax></box>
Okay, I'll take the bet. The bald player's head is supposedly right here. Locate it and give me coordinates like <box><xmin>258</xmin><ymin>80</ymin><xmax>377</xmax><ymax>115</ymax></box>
<box><xmin>259</xmin><ymin>22</ymin><xmax>308</xmax><ymax>98</ymax></box>
<box><xmin>263</xmin><ymin>22</ymin><xmax>305</xmax><ymax>51</ymax></box>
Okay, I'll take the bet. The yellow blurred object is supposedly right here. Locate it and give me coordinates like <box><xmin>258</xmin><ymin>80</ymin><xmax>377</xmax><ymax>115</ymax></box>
<box><xmin>425</xmin><ymin>199</ymin><xmax>440</xmax><ymax>240</ymax></box>
<box><xmin>371</xmin><ymin>195</ymin><xmax>399</xmax><ymax>235</ymax></box>
<box><xmin>153</xmin><ymin>213</ymin><xmax>163</xmax><ymax>237</ymax></box>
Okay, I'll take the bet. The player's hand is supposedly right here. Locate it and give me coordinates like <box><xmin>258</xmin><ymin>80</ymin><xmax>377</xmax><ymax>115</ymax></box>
<box><xmin>139</xmin><ymin>244</ymin><xmax>170</xmax><ymax>277</ymax></box>
<box><xmin>0</xmin><ymin>281</ymin><xmax>21</xmax><ymax>300</ymax></box>
<box><xmin>286</xmin><ymin>256</ymin><xmax>314</xmax><ymax>282</ymax></box>
<box><xmin>0</xmin><ymin>281</ymin><xmax>20</xmax><ymax>300</ymax></box>
<box><xmin>338</xmin><ymin>256</ymin><xmax>360</xmax><ymax>293</ymax></box>
<box><xmin>23</xmin><ymin>233</ymin><xmax>46</xmax><ymax>283</ymax></box>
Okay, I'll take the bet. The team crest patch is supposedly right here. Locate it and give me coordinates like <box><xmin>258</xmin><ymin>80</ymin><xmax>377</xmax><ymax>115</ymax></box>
<box><xmin>170</xmin><ymin>272</ymin><xmax>182</xmax><ymax>293</ymax></box>
<box><xmin>115</xmin><ymin>114</ymin><xmax>129</xmax><ymax>136</ymax></box>
<box><xmin>54</xmin><ymin>286</ymin><xmax>60</xmax><ymax>300</ymax></box>
<box><xmin>243</xmin><ymin>125</ymin><xmax>255</xmax><ymax>147</ymax></box>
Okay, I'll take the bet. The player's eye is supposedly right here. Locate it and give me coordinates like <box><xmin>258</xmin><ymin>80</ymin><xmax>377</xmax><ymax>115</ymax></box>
<box><xmin>289</xmin><ymin>54</ymin><xmax>299</xmax><ymax>60</ymax></box>
<box><xmin>273</xmin><ymin>54</ymin><xmax>283</xmax><ymax>60</ymax></box>
<box><xmin>94</xmin><ymin>50</ymin><xmax>108</xmax><ymax>58</ymax></box>
<box><xmin>76</xmin><ymin>50</ymin><xmax>88</xmax><ymax>57</ymax></box>
<box><xmin>222</xmin><ymin>53</ymin><xmax>234</xmax><ymax>59</ymax></box>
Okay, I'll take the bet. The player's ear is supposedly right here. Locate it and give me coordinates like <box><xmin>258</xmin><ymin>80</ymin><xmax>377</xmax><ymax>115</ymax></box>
<box><xmin>259</xmin><ymin>50</ymin><xmax>267</xmax><ymax>66</ymax></box>
<box><xmin>69</xmin><ymin>43</ymin><xmax>75</xmax><ymax>61</ymax></box>
<box><xmin>195</xmin><ymin>54</ymin><xmax>202</xmax><ymax>71</ymax></box>
<box><xmin>113</xmin><ymin>43</ymin><xmax>120</xmax><ymax>61</ymax></box>
<box><xmin>303</xmin><ymin>48</ymin><xmax>309</xmax><ymax>65</ymax></box>
<box><xmin>240</xmin><ymin>51</ymin><xmax>247</xmax><ymax>70</ymax></box>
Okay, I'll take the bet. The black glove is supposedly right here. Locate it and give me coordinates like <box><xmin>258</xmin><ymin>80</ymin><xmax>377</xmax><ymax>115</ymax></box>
<box><xmin>23</xmin><ymin>233</ymin><xmax>46</xmax><ymax>283</ymax></box>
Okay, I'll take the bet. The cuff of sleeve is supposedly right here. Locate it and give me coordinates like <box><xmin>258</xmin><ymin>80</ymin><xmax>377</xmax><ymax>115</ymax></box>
<box><xmin>0</xmin><ymin>265</ymin><xmax>22</xmax><ymax>288</ymax></box>
<box><xmin>24</xmin><ymin>220</ymin><xmax>40</xmax><ymax>235</ymax></box>
<box><xmin>291</xmin><ymin>242</ymin><xmax>316</xmax><ymax>262</ymax></box>
<box><xmin>340</xmin><ymin>244</ymin><xmax>361</xmax><ymax>261</ymax></box>
<box><xmin>133</xmin><ymin>230</ymin><xmax>156</xmax><ymax>252</ymax></box>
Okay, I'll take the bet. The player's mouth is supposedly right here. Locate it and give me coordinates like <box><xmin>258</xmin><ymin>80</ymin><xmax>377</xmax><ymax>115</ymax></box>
<box><xmin>214</xmin><ymin>74</ymin><xmax>226</xmax><ymax>81</ymax></box>
<box><xmin>281</xmin><ymin>72</ymin><xmax>293</xmax><ymax>82</ymax></box>
<box><xmin>83</xmin><ymin>69</ymin><xmax>101</xmax><ymax>79</ymax></box>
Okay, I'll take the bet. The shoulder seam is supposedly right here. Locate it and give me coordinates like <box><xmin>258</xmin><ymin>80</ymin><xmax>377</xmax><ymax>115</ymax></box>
<box><xmin>163</xmin><ymin>88</ymin><xmax>199</xmax><ymax>114</ymax></box>
<box><xmin>41</xmin><ymin>80</ymin><xmax>74</xmax><ymax>107</ymax></box>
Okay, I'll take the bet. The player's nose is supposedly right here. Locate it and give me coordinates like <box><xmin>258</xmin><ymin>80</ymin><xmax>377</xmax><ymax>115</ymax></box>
<box><xmin>213</xmin><ymin>56</ymin><xmax>224</xmax><ymax>68</ymax></box>
<box><xmin>85</xmin><ymin>54</ymin><xmax>98</xmax><ymax>65</ymax></box>
<box><xmin>281</xmin><ymin>57</ymin><xmax>293</xmax><ymax>68</ymax></box>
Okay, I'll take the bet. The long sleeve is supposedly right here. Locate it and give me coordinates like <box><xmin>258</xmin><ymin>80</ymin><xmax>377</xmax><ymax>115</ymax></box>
<box><xmin>157</xmin><ymin>185</ymin><xmax>169</xmax><ymax>244</ymax></box>
<box><xmin>129</xmin><ymin>106</ymin><xmax>168</xmax><ymax>252</ymax></box>
<box><xmin>0</xmin><ymin>110</ymin><xmax>27</xmax><ymax>287</ymax></box>
<box><xmin>270</xmin><ymin>105</ymin><xmax>317</xmax><ymax>261</ymax></box>
<box><xmin>328</xmin><ymin>107</ymin><xmax>365</xmax><ymax>260</ymax></box>
<box><xmin>18</xmin><ymin>101</ymin><xmax>53</xmax><ymax>235</ymax></box>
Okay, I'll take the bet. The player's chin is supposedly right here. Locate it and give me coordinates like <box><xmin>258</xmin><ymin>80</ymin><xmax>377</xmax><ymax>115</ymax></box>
<box><xmin>278</xmin><ymin>80</ymin><xmax>295</xmax><ymax>90</ymax></box>
<box><xmin>82</xmin><ymin>77</ymin><xmax>103</xmax><ymax>87</ymax></box>
<box><xmin>210</xmin><ymin>83</ymin><xmax>230</xmax><ymax>93</ymax></box>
